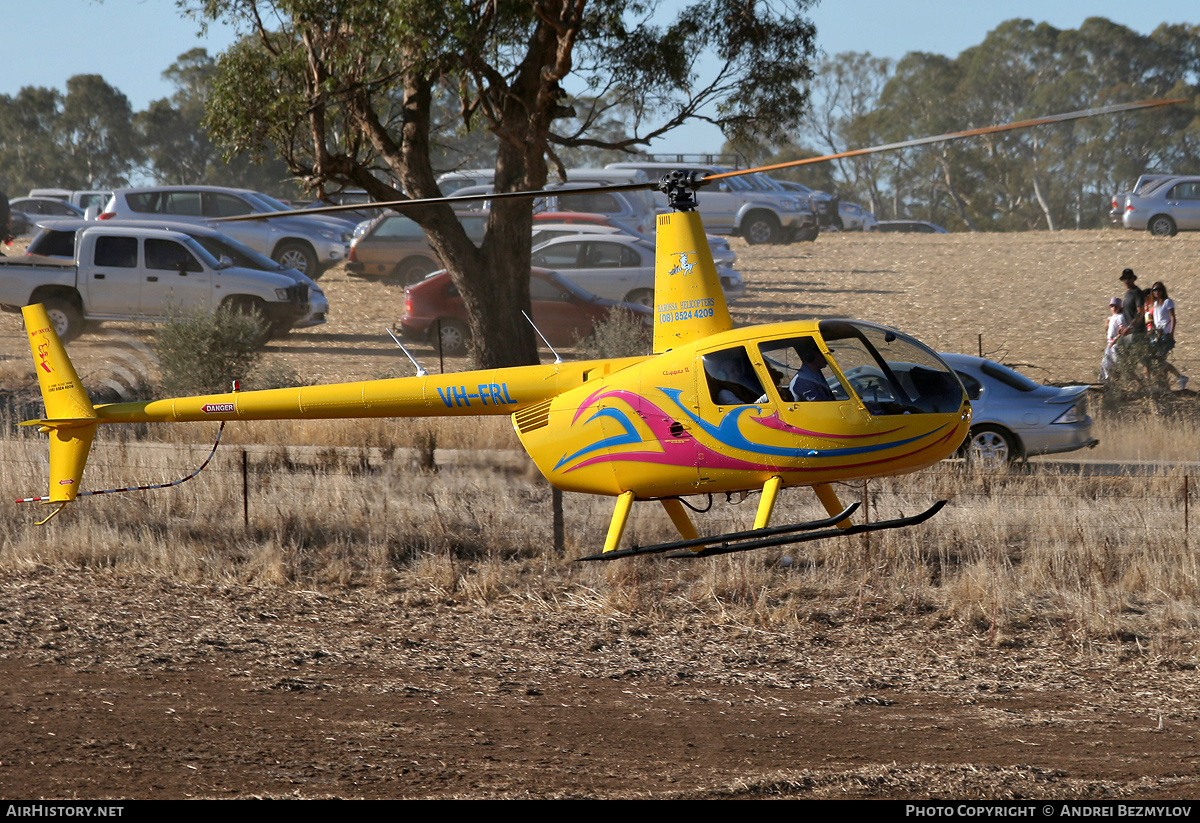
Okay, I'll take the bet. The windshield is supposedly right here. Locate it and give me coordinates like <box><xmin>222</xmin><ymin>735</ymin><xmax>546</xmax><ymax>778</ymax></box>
<box><xmin>191</xmin><ymin>233</ymin><xmax>286</xmax><ymax>272</ymax></box>
<box><xmin>243</xmin><ymin>192</ymin><xmax>290</xmax><ymax>213</ymax></box>
<box><xmin>817</xmin><ymin>320</ymin><xmax>964</xmax><ymax>415</ymax></box>
<box><xmin>178</xmin><ymin>236</ymin><xmax>222</xmax><ymax>270</ymax></box>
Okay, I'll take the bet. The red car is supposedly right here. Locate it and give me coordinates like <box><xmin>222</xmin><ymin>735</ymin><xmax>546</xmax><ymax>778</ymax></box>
<box><xmin>400</xmin><ymin>267</ymin><xmax>651</xmax><ymax>355</ymax></box>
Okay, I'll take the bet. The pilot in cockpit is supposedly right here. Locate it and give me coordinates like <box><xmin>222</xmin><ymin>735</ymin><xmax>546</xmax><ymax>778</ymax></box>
<box><xmin>787</xmin><ymin>338</ymin><xmax>837</xmax><ymax>402</ymax></box>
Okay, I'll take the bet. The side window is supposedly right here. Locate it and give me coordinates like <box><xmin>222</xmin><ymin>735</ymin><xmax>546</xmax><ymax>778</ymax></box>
<box><xmin>162</xmin><ymin>191</ymin><xmax>203</xmax><ymax>216</ymax></box>
<box><xmin>556</xmin><ymin>192</ymin><xmax>620</xmax><ymax>214</ymax></box>
<box><xmin>757</xmin><ymin>337</ymin><xmax>848</xmax><ymax>403</ymax></box>
<box><xmin>956</xmin><ymin>371</ymin><xmax>983</xmax><ymax>401</ymax></box>
<box><xmin>93</xmin><ymin>236</ymin><xmax>138</xmax><ymax>268</ymax></box>
<box><xmin>207</xmin><ymin>193</ymin><xmax>253</xmax><ymax>218</ymax></box>
<box><xmin>145</xmin><ymin>238</ymin><xmax>202</xmax><ymax>272</ymax></box>
<box><xmin>125</xmin><ymin>192</ymin><xmax>161</xmax><ymax>214</ymax></box>
<box><xmin>702</xmin><ymin>346</ymin><xmax>767</xmax><ymax>406</ymax></box>
<box><xmin>582</xmin><ymin>242</ymin><xmax>631</xmax><ymax>268</ymax></box>
<box><xmin>532</xmin><ymin>242</ymin><xmax>581</xmax><ymax>269</ymax></box>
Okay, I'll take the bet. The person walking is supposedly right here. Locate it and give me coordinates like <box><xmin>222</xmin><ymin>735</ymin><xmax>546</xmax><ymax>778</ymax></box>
<box><xmin>1147</xmin><ymin>281</ymin><xmax>1187</xmax><ymax>391</ymax></box>
<box><xmin>1100</xmin><ymin>296</ymin><xmax>1123</xmax><ymax>382</ymax></box>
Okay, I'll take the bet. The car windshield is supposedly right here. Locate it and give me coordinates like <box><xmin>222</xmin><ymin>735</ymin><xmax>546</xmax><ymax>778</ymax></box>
<box><xmin>178</xmin><ymin>236</ymin><xmax>222</xmax><ymax>270</ymax></box>
<box><xmin>243</xmin><ymin>192</ymin><xmax>290</xmax><ymax>213</ymax></box>
<box><xmin>191</xmin><ymin>233</ymin><xmax>286</xmax><ymax>272</ymax></box>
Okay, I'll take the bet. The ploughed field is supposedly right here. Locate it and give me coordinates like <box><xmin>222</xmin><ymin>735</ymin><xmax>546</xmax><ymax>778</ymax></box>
<box><xmin>2</xmin><ymin>229</ymin><xmax>1200</xmax><ymax>799</ymax></box>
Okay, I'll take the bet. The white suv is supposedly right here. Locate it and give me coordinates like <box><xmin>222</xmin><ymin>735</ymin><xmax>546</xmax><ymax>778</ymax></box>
<box><xmin>101</xmin><ymin>186</ymin><xmax>353</xmax><ymax>277</ymax></box>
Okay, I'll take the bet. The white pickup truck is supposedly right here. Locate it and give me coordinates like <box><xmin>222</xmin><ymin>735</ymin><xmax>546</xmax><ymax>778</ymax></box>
<box><xmin>0</xmin><ymin>225</ymin><xmax>312</xmax><ymax>343</ymax></box>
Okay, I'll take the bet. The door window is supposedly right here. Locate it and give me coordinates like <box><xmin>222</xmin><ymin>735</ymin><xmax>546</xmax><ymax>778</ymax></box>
<box><xmin>146</xmin><ymin>238</ymin><xmax>202</xmax><ymax>272</ymax></box>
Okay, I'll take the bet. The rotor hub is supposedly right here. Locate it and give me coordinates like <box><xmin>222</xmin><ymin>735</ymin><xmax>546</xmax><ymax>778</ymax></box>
<box><xmin>655</xmin><ymin>170</ymin><xmax>703</xmax><ymax>212</ymax></box>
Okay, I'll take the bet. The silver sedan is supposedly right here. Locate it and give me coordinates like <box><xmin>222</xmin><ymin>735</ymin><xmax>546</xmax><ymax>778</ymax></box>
<box><xmin>1121</xmin><ymin>176</ymin><xmax>1200</xmax><ymax>236</ymax></box>
<box><xmin>939</xmin><ymin>353</ymin><xmax>1098</xmax><ymax>469</ymax></box>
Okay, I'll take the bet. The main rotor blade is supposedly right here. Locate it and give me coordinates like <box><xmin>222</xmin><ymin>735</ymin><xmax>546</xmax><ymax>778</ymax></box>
<box><xmin>704</xmin><ymin>98</ymin><xmax>1187</xmax><ymax>182</ymax></box>
<box><xmin>212</xmin><ymin>180</ymin><xmax>656</xmax><ymax>222</ymax></box>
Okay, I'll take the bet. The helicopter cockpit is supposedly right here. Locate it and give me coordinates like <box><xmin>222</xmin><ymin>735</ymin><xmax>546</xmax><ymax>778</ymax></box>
<box><xmin>702</xmin><ymin>320</ymin><xmax>965</xmax><ymax>417</ymax></box>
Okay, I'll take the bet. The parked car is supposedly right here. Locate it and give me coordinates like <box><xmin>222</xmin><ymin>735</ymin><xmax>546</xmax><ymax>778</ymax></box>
<box><xmin>1110</xmin><ymin>174</ymin><xmax>1177</xmax><ymax>223</ymax></box>
<box><xmin>874</xmin><ymin>220</ymin><xmax>947</xmax><ymax>233</ymax></box>
<box><xmin>23</xmin><ymin>217</ymin><xmax>329</xmax><ymax>331</ymax></box>
<box><xmin>606</xmin><ymin>161</ymin><xmax>817</xmax><ymax>244</ymax></box>
<box><xmin>530</xmin><ymin>233</ymin><xmax>744</xmax><ymax>306</ymax></box>
<box><xmin>347</xmin><ymin>213</ymin><xmax>487</xmax><ymax>283</ymax></box>
<box><xmin>938</xmin><ymin>353</ymin><xmax>1097</xmax><ymax>468</ymax></box>
<box><xmin>763</xmin><ymin>177</ymin><xmax>839</xmax><ymax>230</ymax></box>
<box><xmin>100</xmin><ymin>186</ymin><xmax>353</xmax><ymax>277</ymax></box>
<box><xmin>400</xmin><ymin>267</ymin><xmax>651</xmax><ymax>355</ymax></box>
<box><xmin>1120</xmin><ymin>175</ymin><xmax>1200</xmax><ymax>236</ymax></box>
<box><xmin>836</xmin><ymin>202</ymin><xmax>878</xmax><ymax>231</ymax></box>
<box><xmin>9</xmin><ymin>197</ymin><xmax>86</xmax><ymax>224</ymax></box>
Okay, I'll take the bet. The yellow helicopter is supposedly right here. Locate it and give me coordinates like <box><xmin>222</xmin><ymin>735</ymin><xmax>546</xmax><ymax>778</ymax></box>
<box><xmin>17</xmin><ymin>100</ymin><xmax>1179</xmax><ymax>560</ymax></box>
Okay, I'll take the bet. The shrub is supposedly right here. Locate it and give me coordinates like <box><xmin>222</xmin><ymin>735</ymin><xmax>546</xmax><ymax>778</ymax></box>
<box><xmin>576</xmin><ymin>308</ymin><xmax>652</xmax><ymax>360</ymax></box>
<box><xmin>152</xmin><ymin>307</ymin><xmax>265</xmax><ymax>396</ymax></box>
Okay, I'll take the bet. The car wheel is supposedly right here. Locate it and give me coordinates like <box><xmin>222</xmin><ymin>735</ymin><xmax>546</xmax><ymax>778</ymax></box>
<box><xmin>42</xmin><ymin>298</ymin><xmax>84</xmax><ymax>343</ymax></box>
<box><xmin>391</xmin><ymin>256</ymin><xmax>437</xmax><ymax>285</ymax></box>
<box><xmin>793</xmin><ymin>226</ymin><xmax>819</xmax><ymax>243</ymax></box>
<box><xmin>624</xmin><ymin>288</ymin><xmax>654</xmax><ymax>308</ymax></box>
<box><xmin>434</xmin><ymin>318</ymin><xmax>470</xmax><ymax>356</ymax></box>
<box><xmin>963</xmin><ymin>425</ymin><xmax>1017</xmax><ymax>471</ymax></box>
<box><xmin>1148</xmin><ymin>214</ymin><xmax>1177</xmax><ymax>237</ymax></box>
<box><xmin>272</xmin><ymin>241</ymin><xmax>319</xmax><ymax>277</ymax></box>
<box><xmin>743</xmin><ymin>212</ymin><xmax>781</xmax><ymax>245</ymax></box>
<box><xmin>832</xmin><ymin>216</ymin><xmax>845</xmax><ymax>231</ymax></box>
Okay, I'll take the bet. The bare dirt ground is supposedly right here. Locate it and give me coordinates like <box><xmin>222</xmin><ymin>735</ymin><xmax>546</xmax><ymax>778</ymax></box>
<box><xmin>2</xmin><ymin>229</ymin><xmax>1200</xmax><ymax>799</ymax></box>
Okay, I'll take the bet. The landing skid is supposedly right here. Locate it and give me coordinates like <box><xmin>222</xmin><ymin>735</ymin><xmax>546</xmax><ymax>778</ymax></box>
<box><xmin>577</xmin><ymin>500</ymin><xmax>947</xmax><ymax>561</ymax></box>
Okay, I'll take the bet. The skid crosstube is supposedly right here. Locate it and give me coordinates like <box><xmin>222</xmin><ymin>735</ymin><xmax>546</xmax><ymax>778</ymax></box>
<box><xmin>577</xmin><ymin>500</ymin><xmax>946</xmax><ymax>561</ymax></box>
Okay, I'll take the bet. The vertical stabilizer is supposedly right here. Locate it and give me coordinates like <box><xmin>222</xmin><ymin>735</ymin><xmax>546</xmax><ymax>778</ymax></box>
<box><xmin>21</xmin><ymin>304</ymin><xmax>98</xmax><ymax>503</ymax></box>
<box><xmin>652</xmin><ymin>210</ymin><xmax>733</xmax><ymax>353</ymax></box>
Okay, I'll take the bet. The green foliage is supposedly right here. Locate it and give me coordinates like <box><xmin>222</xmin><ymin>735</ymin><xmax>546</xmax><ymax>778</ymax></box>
<box><xmin>0</xmin><ymin>76</ymin><xmax>139</xmax><ymax>191</ymax></box>
<box><xmin>576</xmin><ymin>309</ymin><xmax>652</xmax><ymax>360</ymax></box>
<box><xmin>151</xmin><ymin>308</ymin><xmax>265</xmax><ymax>396</ymax></box>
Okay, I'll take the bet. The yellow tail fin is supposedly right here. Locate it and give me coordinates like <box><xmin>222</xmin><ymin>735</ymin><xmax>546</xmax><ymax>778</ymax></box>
<box><xmin>652</xmin><ymin>210</ymin><xmax>733</xmax><ymax>353</ymax></box>
<box><xmin>21</xmin><ymin>304</ymin><xmax>98</xmax><ymax>503</ymax></box>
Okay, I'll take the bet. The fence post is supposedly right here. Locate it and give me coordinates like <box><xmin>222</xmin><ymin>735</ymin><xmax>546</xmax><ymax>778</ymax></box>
<box><xmin>242</xmin><ymin>449</ymin><xmax>249</xmax><ymax>528</ymax></box>
<box><xmin>552</xmin><ymin>487</ymin><xmax>565</xmax><ymax>556</ymax></box>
